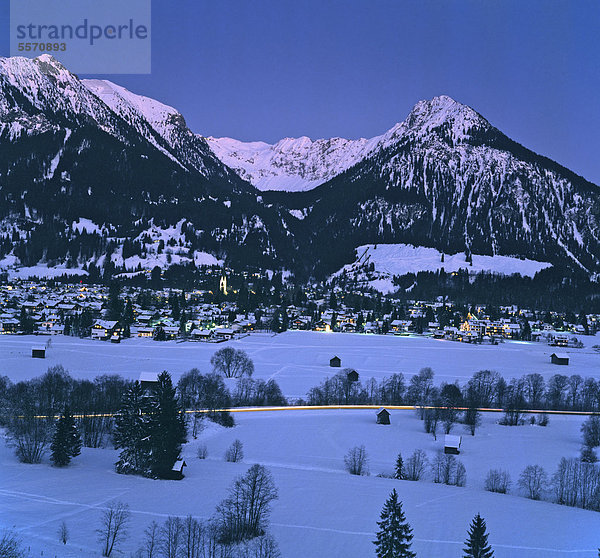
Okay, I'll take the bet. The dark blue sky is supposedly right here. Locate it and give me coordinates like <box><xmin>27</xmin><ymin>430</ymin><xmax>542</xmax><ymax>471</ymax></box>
<box><xmin>2</xmin><ymin>1</ymin><xmax>599</xmax><ymax>184</ymax></box>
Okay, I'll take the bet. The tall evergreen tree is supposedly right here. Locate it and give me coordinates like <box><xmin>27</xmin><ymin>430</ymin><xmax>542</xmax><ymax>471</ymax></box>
<box><xmin>122</xmin><ymin>299</ymin><xmax>135</xmax><ymax>327</ymax></box>
<box><xmin>19</xmin><ymin>307</ymin><xmax>35</xmax><ymax>334</ymax></box>
<box><xmin>50</xmin><ymin>408</ymin><xmax>82</xmax><ymax>467</ymax></box>
<box><xmin>149</xmin><ymin>371</ymin><xmax>187</xmax><ymax>478</ymax></box>
<box><xmin>114</xmin><ymin>382</ymin><xmax>153</xmax><ymax>476</ymax></box>
<box><xmin>374</xmin><ymin>489</ymin><xmax>416</xmax><ymax>558</ymax></box>
<box><xmin>394</xmin><ymin>453</ymin><xmax>405</xmax><ymax>480</ymax></box>
<box><xmin>106</xmin><ymin>281</ymin><xmax>123</xmax><ymax>321</ymax></box>
<box><xmin>463</xmin><ymin>514</ymin><xmax>494</xmax><ymax>558</ymax></box>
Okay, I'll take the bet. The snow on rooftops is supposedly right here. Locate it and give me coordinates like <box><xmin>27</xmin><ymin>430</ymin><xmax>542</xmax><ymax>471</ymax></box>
<box><xmin>444</xmin><ymin>434</ymin><xmax>462</xmax><ymax>448</ymax></box>
<box><xmin>139</xmin><ymin>372</ymin><xmax>159</xmax><ymax>383</ymax></box>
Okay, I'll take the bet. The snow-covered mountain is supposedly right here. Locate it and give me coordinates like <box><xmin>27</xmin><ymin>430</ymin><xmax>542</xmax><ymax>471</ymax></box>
<box><xmin>206</xmin><ymin>135</ymin><xmax>382</xmax><ymax>191</ymax></box>
<box><xmin>0</xmin><ymin>55</ymin><xmax>598</xmax><ymax>280</ymax></box>
<box><xmin>206</xmin><ymin>95</ymin><xmax>491</xmax><ymax>192</ymax></box>
<box><xmin>0</xmin><ymin>55</ymin><xmax>293</xmax><ymax>276</ymax></box>
<box><xmin>266</xmin><ymin>94</ymin><xmax>600</xmax><ymax>275</ymax></box>
<box><xmin>83</xmin><ymin>79</ymin><xmax>234</xmax><ymax>179</ymax></box>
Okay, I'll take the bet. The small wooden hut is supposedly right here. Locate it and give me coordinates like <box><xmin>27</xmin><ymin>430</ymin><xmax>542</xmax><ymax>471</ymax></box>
<box><xmin>376</xmin><ymin>408</ymin><xmax>391</xmax><ymax>425</ymax></box>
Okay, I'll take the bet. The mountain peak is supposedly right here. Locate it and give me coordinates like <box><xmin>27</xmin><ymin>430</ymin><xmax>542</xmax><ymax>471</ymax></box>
<box><xmin>34</xmin><ymin>54</ymin><xmax>64</xmax><ymax>67</ymax></box>
<box><xmin>403</xmin><ymin>95</ymin><xmax>489</xmax><ymax>140</ymax></box>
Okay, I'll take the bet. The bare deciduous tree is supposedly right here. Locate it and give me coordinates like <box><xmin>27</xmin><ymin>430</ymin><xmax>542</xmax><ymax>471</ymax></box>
<box><xmin>430</xmin><ymin>453</ymin><xmax>466</xmax><ymax>486</ymax></box>
<box><xmin>58</xmin><ymin>521</ymin><xmax>69</xmax><ymax>545</ymax></box>
<box><xmin>78</xmin><ymin>416</ymin><xmax>113</xmax><ymax>448</ymax></box>
<box><xmin>582</xmin><ymin>416</ymin><xmax>600</xmax><ymax>448</ymax></box>
<box><xmin>518</xmin><ymin>465</ymin><xmax>547</xmax><ymax>500</ymax></box>
<box><xmin>97</xmin><ymin>501</ymin><xmax>130</xmax><ymax>557</ymax></box>
<box><xmin>197</xmin><ymin>444</ymin><xmax>208</xmax><ymax>460</ymax></box>
<box><xmin>225</xmin><ymin>440</ymin><xmax>244</xmax><ymax>463</ymax></box>
<box><xmin>431</xmin><ymin>453</ymin><xmax>453</xmax><ymax>484</ymax></box>
<box><xmin>235</xmin><ymin>533</ymin><xmax>281</xmax><ymax>558</ymax></box>
<box><xmin>211</xmin><ymin>348</ymin><xmax>254</xmax><ymax>379</ymax></box>
<box><xmin>0</xmin><ymin>531</ymin><xmax>24</xmax><ymax>558</ymax></box>
<box><xmin>159</xmin><ymin>516</ymin><xmax>183</xmax><ymax>558</ymax></box>
<box><xmin>344</xmin><ymin>445</ymin><xmax>369</xmax><ymax>476</ymax></box>
<box><xmin>6</xmin><ymin>415</ymin><xmax>52</xmax><ymax>464</ymax></box>
<box><xmin>484</xmin><ymin>469</ymin><xmax>511</xmax><ymax>494</ymax></box>
<box><xmin>552</xmin><ymin>457</ymin><xmax>600</xmax><ymax>510</ymax></box>
<box><xmin>140</xmin><ymin>520</ymin><xmax>159</xmax><ymax>558</ymax></box>
<box><xmin>181</xmin><ymin>515</ymin><xmax>204</xmax><ymax>558</ymax></box>
<box><xmin>423</xmin><ymin>407</ymin><xmax>440</xmax><ymax>440</ymax></box>
<box><xmin>404</xmin><ymin>449</ymin><xmax>428</xmax><ymax>481</ymax></box>
<box><xmin>524</xmin><ymin>373</ymin><xmax>545</xmax><ymax>408</ymax></box>
<box><xmin>455</xmin><ymin>462</ymin><xmax>467</xmax><ymax>487</ymax></box>
<box><xmin>216</xmin><ymin>464</ymin><xmax>278</xmax><ymax>544</ymax></box>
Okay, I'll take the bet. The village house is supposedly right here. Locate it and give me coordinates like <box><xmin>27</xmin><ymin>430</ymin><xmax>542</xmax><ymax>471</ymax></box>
<box><xmin>190</xmin><ymin>328</ymin><xmax>214</xmax><ymax>341</ymax></box>
<box><xmin>137</xmin><ymin>326</ymin><xmax>154</xmax><ymax>338</ymax></box>
<box><xmin>91</xmin><ymin>320</ymin><xmax>121</xmax><ymax>340</ymax></box>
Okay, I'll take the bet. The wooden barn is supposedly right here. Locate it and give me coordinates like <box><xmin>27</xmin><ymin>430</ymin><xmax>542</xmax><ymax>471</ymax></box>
<box><xmin>376</xmin><ymin>408</ymin><xmax>391</xmax><ymax>425</ymax></box>
<box><xmin>31</xmin><ymin>347</ymin><xmax>45</xmax><ymax>359</ymax></box>
<box><xmin>330</xmin><ymin>356</ymin><xmax>341</xmax><ymax>367</ymax></box>
<box><xmin>139</xmin><ymin>372</ymin><xmax>160</xmax><ymax>391</ymax></box>
<box><xmin>346</xmin><ymin>369</ymin><xmax>359</xmax><ymax>382</ymax></box>
<box><xmin>551</xmin><ymin>353</ymin><xmax>569</xmax><ymax>365</ymax></box>
<box><xmin>444</xmin><ymin>434</ymin><xmax>462</xmax><ymax>454</ymax></box>
<box><xmin>171</xmin><ymin>459</ymin><xmax>187</xmax><ymax>480</ymax></box>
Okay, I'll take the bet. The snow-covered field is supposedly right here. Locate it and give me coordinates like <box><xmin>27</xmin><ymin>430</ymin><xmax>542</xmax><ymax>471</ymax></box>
<box><xmin>0</xmin><ymin>254</ymin><xmax>89</xmax><ymax>279</ymax></box>
<box><xmin>1</xmin><ymin>410</ymin><xmax>598</xmax><ymax>557</ymax></box>
<box><xmin>1</xmin><ymin>332</ymin><xmax>599</xmax><ymax>556</ymax></box>
<box><xmin>1</xmin><ymin>331</ymin><xmax>598</xmax><ymax>399</ymax></box>
<box><xmin>335</xmin><ymin>244</ymin><xmax>553</xmax><ymax>292</ymax></box>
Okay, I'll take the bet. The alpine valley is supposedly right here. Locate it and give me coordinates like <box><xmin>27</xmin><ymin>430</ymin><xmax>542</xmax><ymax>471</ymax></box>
<box><xmin>1</xmin><ymin>55</ymin><xmax>599</xmax><ymax>286</ymax></box>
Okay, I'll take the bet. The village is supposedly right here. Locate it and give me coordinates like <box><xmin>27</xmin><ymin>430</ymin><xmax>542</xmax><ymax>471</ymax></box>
<box><xmin>0</xmin><ymin>274</ymin><xmax>596</xmax><ymax>350</ymax></box>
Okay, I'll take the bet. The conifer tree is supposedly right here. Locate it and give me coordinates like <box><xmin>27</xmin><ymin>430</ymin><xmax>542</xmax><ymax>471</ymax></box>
<box><xmin>122</xmin><ymin>299</ymin><xmax>135</xmax><ymax>329</ymax></box>
<box><xmin>374</xmin><ymin>489</ymin><xmax>416</xmax><ymax>558</ymax></box>
<box><xmin>149</xmin><ymin>371</ymin><xmax>187</xmax><ymax>478</ymax></box>
<box><xmin>463</xmin><ymin>514</ymin><xmax>494</xmax><ymax>558</ymax></box>
<box><xmin>114</xmin><ymin>382</ymin><xmax>153</xmax><ymax>476</ymax></box>
<box><xmin>106</xmin><ymin>281</ymin><xmax>123</xmax><ymax>321</ymax></box>
<box><xmin>394</xmin><ymin>453</ymin><xmax>405</xmax><ymax>480</ymax></box>
<box><xmin>50</xmin><ymin>408</ymin><xmax>82</xmax><ymax>467</ymax></box>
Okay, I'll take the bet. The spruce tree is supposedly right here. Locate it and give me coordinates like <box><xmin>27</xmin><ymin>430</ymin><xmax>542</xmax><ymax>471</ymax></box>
<box><xmin>394</xmin><ymin>453</ymin><xmax>405</xmax><ymax>480</ymax></box>
<box><xmin>50</xmin><ymin>408</ymin><xmax>82</xmax><ymax>467</ymax></box>
<box><xmin>149</xmin><ymin>371</ymin><xmax>187</xmax><ymax>478</ymax></box>
<box><xmin>374</xmin><ymin>489</ymin><xmax>416</xmax><ymax>558</ymax></box>
<box><xmin>114</xmin><ymin>382</ymin><xmax>153</xmax><ymax>476</ymax></box>
<box><xmin>463</xmin><ymin>514</ymin><xmax>494</xmax><ymax>558</ymax></box>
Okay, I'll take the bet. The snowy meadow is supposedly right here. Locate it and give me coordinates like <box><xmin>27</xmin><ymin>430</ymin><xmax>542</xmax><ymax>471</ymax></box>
<box><xmin>1</xmin><ymin>331</ymin><xmax>599</xmax><ymax>399</ymax></box>
<box><xmin>1</xmin><ymin>331</ymin><xmax>600</xmax><ymax>557</ymax></box>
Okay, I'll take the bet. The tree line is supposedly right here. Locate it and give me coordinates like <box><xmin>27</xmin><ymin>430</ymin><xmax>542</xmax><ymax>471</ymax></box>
<box><xmin>0</xmin><ymin>352</ymin><xmax>286</xmax><ymax>469</ymax></box>
<box><xmin>305</xmin><ymin>367</ymin><xmax>600</xmax><ymax>415</ymax></box>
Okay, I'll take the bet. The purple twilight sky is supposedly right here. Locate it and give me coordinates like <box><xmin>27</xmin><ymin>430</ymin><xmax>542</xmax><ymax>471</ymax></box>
<box><xmin>1</xmin><ymin>0</ymin><xmax>599</xmax><ymax>184</ymax></box>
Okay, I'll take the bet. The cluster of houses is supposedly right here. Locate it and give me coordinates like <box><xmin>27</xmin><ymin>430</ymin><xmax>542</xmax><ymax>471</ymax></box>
<box><xmin>0</xmin><ymin>283</ymin><xmax>101</xmax><ymax>336</ymax></box>
<box><xmin>0</xmin><ymin>282</ymin><xmax>255</xmax><ymax>342</ymax></box>
<box><xmin>0</xmin><ymin>281</ymin><xmax>597</xmax><ymax>347</ymax></box>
